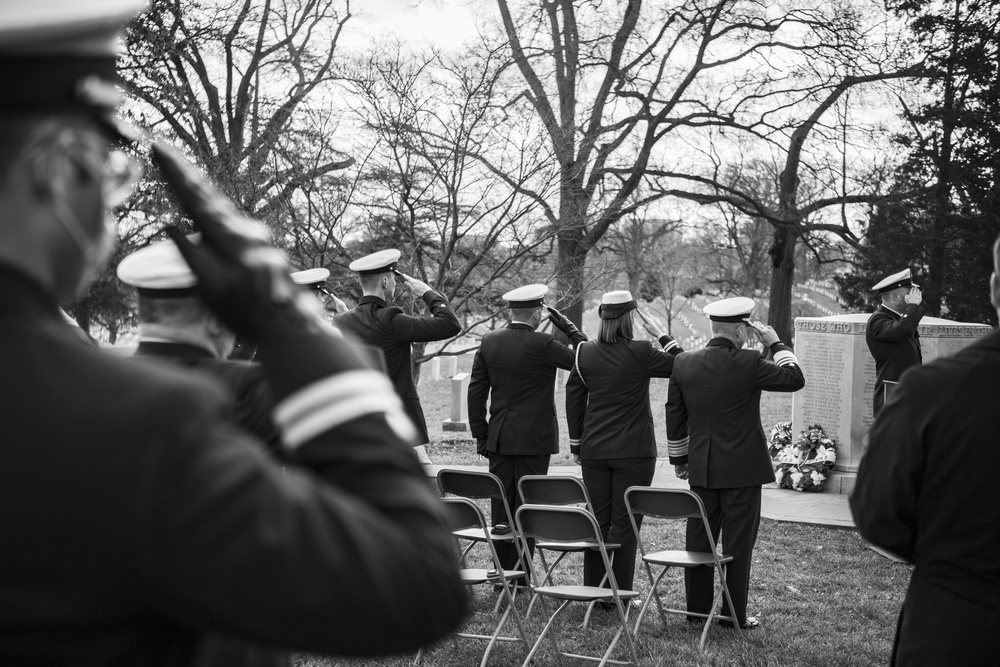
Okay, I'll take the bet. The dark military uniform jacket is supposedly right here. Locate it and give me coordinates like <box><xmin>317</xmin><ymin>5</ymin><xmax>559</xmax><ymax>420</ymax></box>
<box><xmin>0</xmin><ymin>267</ymin><xmax>465</xmax><ymax>666</ymax></box>
<box><xmin>566</xmin><ymin>336</ymin><xmax>681</xmax><ymax>460</ymax></box>
<box><xmin>666</xmin><ymin>338</ymin><xmax>805</xmax><ymax>488</ymax></box>
<box><xmin>865</xmin><ymin>303</ymin><xmax>925</xmax><ymax>416</ymax></box>
<box><xmin>468</xmin><ymin>323</ymin><xmax>584</xmax><ymax>455</ymax></box>
<box><xmin>333</xmin><ymin>291</ymin><xmax>460</xmax><ymax>443</ymax></box>
<box><xmin>852</xmin><ymin>329</ymin><xmax>1000</xmax><ymax>607</ymax></box>
<box><xmin>134</xmin><ymin>341</ymin><xmax>281</xmax><ymax>457</ymax></box>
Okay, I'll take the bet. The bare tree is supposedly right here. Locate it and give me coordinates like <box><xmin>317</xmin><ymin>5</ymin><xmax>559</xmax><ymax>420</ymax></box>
<box><xmin>342</xmin><ymin>38</ymin><xmax>555</xmax><ymax>377</ymax></box>
<box><xmin>122</xmin><ymin>0</ymin><xmax>354</xmax><ymax>220</ymax></box>
<box><xmin>489</xmin><ymin>0</ymin><xmax>930</xmax><ymax>340</ymax></box>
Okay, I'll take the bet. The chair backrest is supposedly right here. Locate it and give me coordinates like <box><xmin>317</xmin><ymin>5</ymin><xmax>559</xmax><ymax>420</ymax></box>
<box><xmin>437</xmin><ymin>468</ymin><xmax>506</xmax><ymax>502</ymax></box>
<box><xmin>518</xmin><ymin>475</ymin><xmax>591</xmax><ymax>507</ymax></box>
<box><xmin>624</xmin><ymin>486</ymin><xmax>721</xmax><ymax>562</ymax></box>
<box><xmin>624</xmin><ymin>486</ymin><xmax>704</xmax><ymax>521</ymax></box>
<box><xmin>441</xmin><ymin>496</ymin><xmax>486</xmax><ymax>533</ymax></box>
<box><xmin>515</xmin><ymin>505</ymin><xmax>600</xmax><ymax>546</ymax></box>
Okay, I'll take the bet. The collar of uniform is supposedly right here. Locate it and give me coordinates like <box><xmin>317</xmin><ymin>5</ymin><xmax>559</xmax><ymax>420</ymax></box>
<box><xmin>508</xmin><ymin>321</ymin><xmax>534</xmax><ymax>329</ymax></box>
<box><xmin>358</xmin><ymin>295</ymin><xmax>388</xmax><ymax>307</ymax></box>
<box><xmin>880</xmin><ymin>304</ymin><xmax>903</xmax><ymax>318</ymax></box>
<box><xmin>707</xmin><ymin>337</ymin><xmax>737</xmax><ymax>349</ymax></box>
<box><xmin>136</xmin><ymin>340</ymin><xmax>215</xmax><ymax>360</ymax></box>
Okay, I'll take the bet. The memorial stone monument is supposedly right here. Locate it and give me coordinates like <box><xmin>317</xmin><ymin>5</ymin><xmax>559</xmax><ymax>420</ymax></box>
<box><xmin>791</xmin><ymin>314</ymin><xmax>992</xmax><ymax>494</ymax></box>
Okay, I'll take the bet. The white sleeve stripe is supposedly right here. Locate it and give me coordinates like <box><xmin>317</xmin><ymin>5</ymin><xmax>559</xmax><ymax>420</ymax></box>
<box><xmin>667</xmin><ymin>436</ymin><xmax>689</xmax><ymax>456</ymax></box>
<box><xmin>281</xmin><ymin>393</ymin><xmax>403</xmax><ymax>449</ymax></box>
<box><xmin>663</xmin><ymin>340</ymin><xmax>678</xmax><ymax>351</ymax></box>
<box><xmin>773</xmin><ymin>350</ymin><xmax>797</xmax><ymax>366</ymax></box>
<box><xmin>274</xmin><ymin>370</ymin><xmax>393</xmax><ymax>426</ymax></box>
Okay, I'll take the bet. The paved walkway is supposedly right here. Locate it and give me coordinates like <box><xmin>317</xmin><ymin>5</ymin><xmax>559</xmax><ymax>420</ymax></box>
<box><xmin>425</xmin><ymin>458</ymin><xmax>854</xmax><ymax>529</ymax></box>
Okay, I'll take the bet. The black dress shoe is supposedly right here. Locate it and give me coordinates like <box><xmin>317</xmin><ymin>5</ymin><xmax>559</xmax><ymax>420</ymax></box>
<box><xmin>718</xmin><ymin>616</ymin><xmax>760</xmax><ymax>629</ymax></box>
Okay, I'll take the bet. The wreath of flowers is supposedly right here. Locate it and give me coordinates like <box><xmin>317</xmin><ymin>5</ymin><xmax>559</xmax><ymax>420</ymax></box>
<box><xmin>771</xmin><ymin>423</ymin><xmax>837</xmax><ymax>492</ymax></box>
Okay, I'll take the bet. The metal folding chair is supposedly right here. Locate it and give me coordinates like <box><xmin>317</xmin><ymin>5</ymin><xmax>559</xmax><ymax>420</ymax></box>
<box><xmin>515</xmin><ymin>505</ymin><xmax>640</xmax><ymax>667</ymax></box>
<box><xmin>414</xmin><ymin>497</ymin><xmax>530</xmax><ymax>667</ymax></box>
<box><xmin>623</xmin><ymin>486</ymin><xmax>739</xmax><ymax>649</ymax></box>
<box><xmin>517</xmin><ymin>475</ymin><xmax>620</xmax><ymax>621</ymax></box>
<box><xmin>436</xmin><ymin>469</ymin><xmax>525</xmax><ymax>611</ymax></box>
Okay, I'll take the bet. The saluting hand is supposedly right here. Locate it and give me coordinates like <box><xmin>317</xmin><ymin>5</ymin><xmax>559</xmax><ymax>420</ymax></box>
<box><xmin>748</xmin><ymin>321</ymin><xmax>780</xmax><ymax>347</ymax></box>
<box><xmin>328</xmin><ymin>294</ymin><xmax>349</xmax><ymax>315</ymax></box>
<box><xmin>398</xmin><ymin>273</ymin><xmax>431</xmax><ymax>298</ymax></box>
<box><xmin>636</xmin><ymin>309</ymin><xmax>664</xmax><ymax>339</ymax></box>
<box><xmin>904</xmin><ymin>286</ymin><xmax>922</xmax><ymax>305</ymax></box>
<box><xmin>545</xmin><ymin>306</ymin><xmax>575</xmax><ymax>333</ymax></box>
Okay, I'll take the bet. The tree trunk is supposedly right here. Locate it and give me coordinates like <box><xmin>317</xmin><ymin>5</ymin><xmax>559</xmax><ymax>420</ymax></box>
<box><xmin>767</xmin><ymin>225</ymin><xmax>797</xmax><ymax>343</ymax></box>
<box><xmin>555</xmin><ymin>237</ymin><xmax>588</xmax><ymax>328</ymax></box>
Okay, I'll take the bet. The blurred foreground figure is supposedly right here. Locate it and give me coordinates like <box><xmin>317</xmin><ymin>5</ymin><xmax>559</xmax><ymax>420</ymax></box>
<box><xmin>851</xmin><ymin>237</ymin><xmax>1000</xmax><ymax>667</ymax></box>
<box><xmin>0</xmin><ymin>2</ymin><xmax>465</xmax><ymax>665</ymax></box>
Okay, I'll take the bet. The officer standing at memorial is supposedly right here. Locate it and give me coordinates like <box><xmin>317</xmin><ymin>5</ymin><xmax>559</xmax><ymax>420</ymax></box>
<box><xmin>866</xmin><ymin>268</ymin><xmax>925</xmax><ymax>417</ymax></box>
<box><xmin>118</xmin><ymin>238</ymin><xmax>281</xmax><ymax>455</ymax></box>
<box><xmin>0</xmin><ymin>2</ymin><xmax>465</xmax><ymax>662</ymax></box>
<box><xmin>666</xmin><ymin>297</ymin><xmax>805</xmax><ymax>630</ymax></box>
<box><xmin>468</xmin><ymin>285</ymin><xmax>586</xmax><ymax>579</ymax></box>
<box><xmin>851</xmin><ymin>237</ymin><xmax>1000</xmax><ymax>666</ymax></box>
<box><xmin>333</xmin><ymin>250</ymin><xmax>461</xmax><ymax>464</ymax></box>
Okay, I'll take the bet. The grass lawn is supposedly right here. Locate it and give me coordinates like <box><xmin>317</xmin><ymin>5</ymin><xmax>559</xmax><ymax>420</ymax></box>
<box><xmin>295</xmin><ymin>370</ymin><xmax>910</xmax><ymax>666</ymax></box>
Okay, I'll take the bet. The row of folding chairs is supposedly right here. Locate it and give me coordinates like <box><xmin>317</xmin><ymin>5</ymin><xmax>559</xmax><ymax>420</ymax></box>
<box><xmin>417</xmin><ymin>469</ymin><xmax>740</xmax><ymax>667</ymax></box>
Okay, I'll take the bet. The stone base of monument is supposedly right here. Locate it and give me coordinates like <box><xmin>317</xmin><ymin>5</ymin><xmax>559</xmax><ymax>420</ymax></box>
<box><xmin>824</xmin><ymin>469</ymin><xmax>857</xmax><ymax>495</ymax></box>
<box><xmin>441</xmin><ymin>419</ymin><xmax>469</xmax><ymax>431</ymax></box>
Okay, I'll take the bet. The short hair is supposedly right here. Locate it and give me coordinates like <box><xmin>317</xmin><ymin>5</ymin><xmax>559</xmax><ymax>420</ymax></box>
<box><xmin>137</xmin><ymin>294</ymin><xmax>211</xmax><ymax>327</ymax></box>
<box><xmin>711</xmin><ymin>320</ymin><xmax>743</xmax><ymax>339</ymax></box>
<box><xmin>598</xmin><ymin>311</ymin><xmax>633</xmax><ymax>343</ymax></box>
<box><xmin>510</xmin><ymin>306</ymin><xmax>540</xmax><ymax>323</ymax></box>
<box><xmin>359</xmin><ymin>270</ymin><xmax>390</xmax><ymax>293</ymax></box>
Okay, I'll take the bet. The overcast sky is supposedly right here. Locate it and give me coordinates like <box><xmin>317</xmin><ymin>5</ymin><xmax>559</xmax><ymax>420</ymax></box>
<box><xmin>344</xmin><ymin>0</ymin><xmax>483</xmax><ymax>50</ymax></box>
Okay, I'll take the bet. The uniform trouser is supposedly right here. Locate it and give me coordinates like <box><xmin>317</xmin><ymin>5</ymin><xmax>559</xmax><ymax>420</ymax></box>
<box><xmin>581</xmin><ymin>457</ymin><xmax>656</xmax><ymax>591</ymax></box>
<box><xmin>489</xmin><ymin>452</ymin><xmax>550</xmax><ymax>583</ymax></box>
<box><xmin>892</xmin><ymin>570</ymin><xmax>1000</xmax><ymax>666</ymax></box>
<box><xmin>684</xmin><ymin>485</ymin><xmax>761</xmax><ymax>626</ymax></box>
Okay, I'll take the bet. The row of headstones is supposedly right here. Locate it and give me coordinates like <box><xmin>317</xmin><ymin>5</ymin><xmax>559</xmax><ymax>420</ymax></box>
<box><xmin>802</xmin><ymin>279</ymin><xmax>838</xmax><ymax>302</ymax></box>
<box><xmin>795</xmin><ymin>291</ymin><xmax>838</xmax><ymax>317</ymax></box>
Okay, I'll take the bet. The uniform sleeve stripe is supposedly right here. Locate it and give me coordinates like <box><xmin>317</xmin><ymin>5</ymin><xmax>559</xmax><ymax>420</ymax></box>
<box><xmin>667</xmin><ymin>436</ymin><xmax>689</xmax><ymax>457</ymax></box>
<box><xmin>274</xmin><ymin>370</ymin><xmax>405</xmax><ymax>448</ymax></box>
<box><xmin>281</xmin><ymin>394</ymin><xmax>403</xmax><ymax>448</ymax></box>
<box><xmin>773</xmin><ymin>350</ymin><xmax>798</xmax><ymax>366</ymax></box>
<box><xmin>663</xmin><ymin>340</ymin><xmax>678</xmax><ymax>352</ymax></box>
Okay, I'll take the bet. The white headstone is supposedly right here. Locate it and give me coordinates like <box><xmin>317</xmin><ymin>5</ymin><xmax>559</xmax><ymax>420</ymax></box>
<box><xmin>442</xmin><ymin>372</ymin><xmax>471</xmax><ymax>431</ymax></box>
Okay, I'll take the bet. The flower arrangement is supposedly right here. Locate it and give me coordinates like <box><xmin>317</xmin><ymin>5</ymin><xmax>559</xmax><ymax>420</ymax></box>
<box><xmin>771</xmin><ymin>423</ymin><xmax>837</xmax><ymax>492</ymax></box>
<box><xmin>767</xmin><ymin>421</ymin><xmax>793</xmax><ymax>459</ymax></box>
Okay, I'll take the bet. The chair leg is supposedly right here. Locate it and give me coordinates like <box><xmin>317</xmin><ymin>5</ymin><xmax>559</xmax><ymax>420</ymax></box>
<box><xmin>634</xmin><ymin>565</ymin><xmax>670</xmax><ymax>634</ymax></box>
<box><xmin>521</xmin><ymin>598</ymin><xmax>570</xmax><ymax>667</ymax></box>
<box><xmin>526</xmin><ymin>550</ymin><xmax>566</xmax><ymax>619</ymax></box>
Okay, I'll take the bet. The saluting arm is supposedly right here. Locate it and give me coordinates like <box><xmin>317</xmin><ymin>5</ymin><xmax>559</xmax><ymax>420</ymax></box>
<box><xmin>389</xmin><ymin>276</ymin><xmax>461</xmax><ymax>343</ymax></box>
<box><xmin>869</xmin><ymin>304</ymin><xmax>926</xmax><ymax>341</ymax></box>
